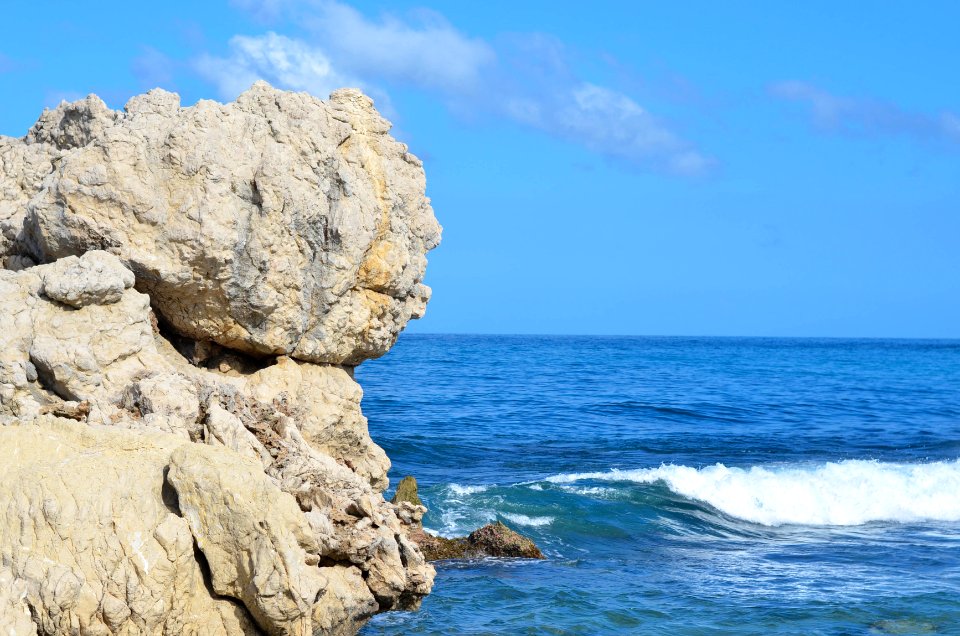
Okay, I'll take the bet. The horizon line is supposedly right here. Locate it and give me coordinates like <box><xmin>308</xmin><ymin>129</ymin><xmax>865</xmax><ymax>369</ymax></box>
<box><xmin>400</xmin><ymin>332</ymin><xmax>960</xmax><ymax>342</ymax></box>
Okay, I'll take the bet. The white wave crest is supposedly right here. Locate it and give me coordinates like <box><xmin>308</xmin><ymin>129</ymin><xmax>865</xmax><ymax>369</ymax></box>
<box><xmin>447</xmin><ymin>483</ymin><xmax>490</xmax><ymax>496</ymax></box>
<box><xmin>546</xmin><ymin>459</ymin><xmax>960</xmax><ymax>526</ymax></box>
<box><xmin>501</xmin><ymin>513</ymin><xmax>554</xmax><ymax>527</ymax></box>
<box><xmin>433</xmin><ymin>507</ymin><xmax>497</xmax><ymax>538</ymax></box>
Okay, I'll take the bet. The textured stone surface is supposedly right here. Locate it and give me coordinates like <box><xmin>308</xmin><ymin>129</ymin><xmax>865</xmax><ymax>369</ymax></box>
<box><xmin>167</xmin><ymin>443</ymin><xmax>330</xmax><ymax>635</ymax></box>
<box><xmin>2</xmin><ymin>82</ymin><xmax>440</xmax><ymax>366</ymax></box>
<box><xmin>0</xmin><ymin>567</ymin><xmax>37</xmax><ymax>636</ymax></box>
<box><xmin>0</xmin><ymin>85</ymin><xmax>438</xmax><ymax>635</ymax></box>
<box><xmin>466</xmin><ymin>522</ymin><xmax>545</xmax><ymax>559</ymax></box>
<box><xmin>0</xmin><ymin>418</ymin><xmax>258</xmax><ymax>635</ymax></box>
<box><xmin>41</xmin><ymin>249</ymin><xmax>134</xmax><ymax>307</ymax></box>
<box><xmin>406</xmin><ymin>522</ymin><xmax>545</xmax><ymax>562</ymax></box>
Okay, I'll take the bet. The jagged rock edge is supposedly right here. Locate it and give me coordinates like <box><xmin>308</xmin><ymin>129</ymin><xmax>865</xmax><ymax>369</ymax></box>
<box><xmin>0</xmin><ymin>82</ymin><xmax>440</xmax><ymax>636</ymax></box>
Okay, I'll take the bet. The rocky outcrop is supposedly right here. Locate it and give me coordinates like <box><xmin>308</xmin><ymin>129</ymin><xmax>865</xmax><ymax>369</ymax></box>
<box><xmin>404</xmin><ymin>522</ymin><xmax>545</xmax><ymax>561</ymax></box>
<box><xmin>0</xmin><ymin>419</ymin><xmax>260</xmax><ymax>635</ymax></box>
<box><xmin>391</xmin><ymin>477</ymin><xmax>545</xmax><ymax>561</ymax></box>
<box><xmin>2</xmin><ymin>81</ymin><xmax>440</xmax><ymax>366</ymax></box>
<box><xmin>392</xmin><ymin>475</ymin><xmax>424</xmax><ymax>507</ymax></box>
<box><xmin>0</xmin><ymin>84</ymin><xmax>439</xmax><ymax>635</ymax></box>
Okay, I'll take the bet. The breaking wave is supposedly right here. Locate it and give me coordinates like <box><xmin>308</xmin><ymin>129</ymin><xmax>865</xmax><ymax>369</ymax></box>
<box><xmin>546</xmin><ymin>459</ymin><xmax>960</xmax><ymax>526</ymax></box>
<box><xmin>500</xmin><ymin>513</ymin><xmax>554</xmax><ymax>527</ymax></box>
<box><xmin>448</xmin><ymin>483</ymin><xmax>491</xmax><ymax>496</ymax></box>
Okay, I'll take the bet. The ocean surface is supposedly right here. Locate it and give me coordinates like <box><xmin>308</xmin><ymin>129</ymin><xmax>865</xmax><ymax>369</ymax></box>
<box><xmin>355</xmin><ymin>335</ymin><xmax>960</xmax><ymax>635</ymax></box>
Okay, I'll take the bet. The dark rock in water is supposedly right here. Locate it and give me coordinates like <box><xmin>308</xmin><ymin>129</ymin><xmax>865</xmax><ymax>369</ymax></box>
<box><xmin>467</xmin><ymin>521</ymin><xmax>544</xmax><ymax>559</ymax></box>
<box><xmin>393</xmin><ymin>475</ymin><xmax>544</xmax><ymax>561</ymax></box>
<box><xmin>408</xmin><ymin>523</ymin><xmax>544</xmax><ymax>561</ymax></box>
<box><xmin>406</xmin><ymin>528</ymin><xmax>471</xmax><ymax>561</ymax></box>
<box><xmin>391</xmin><ymin>475</ymin><xmax>423</xmax><ymax>507</ymax></box>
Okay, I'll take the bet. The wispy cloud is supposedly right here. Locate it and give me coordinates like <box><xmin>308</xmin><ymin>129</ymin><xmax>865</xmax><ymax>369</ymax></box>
<box><xmin>509</xmin><ymin>83</ymin><xmax>711</xmax><ymax>175</ymax></box>
<box><xmin>770</xmin><ymin>80</ymin><xmax>960</xmax><ymax>146</ymax></box>
<box><xmin>196</xmin><ymin>31</ymin><xmax>358</xmax><ymax>100</ymax></box>
<box><xmin>199</xmin><ymin>0</ymin><xmax>713</xmax><ymax>176</ymax></box>
<box><xmin>302</xmin><ymin>2</ymin><xmax>495</xmax><ymax>93</ymax></box>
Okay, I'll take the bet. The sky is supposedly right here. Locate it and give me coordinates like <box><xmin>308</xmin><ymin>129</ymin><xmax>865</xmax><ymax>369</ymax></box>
<box><xmin>2</xmin><ymin>1</ymin><xmax>957</xmax><ymax>337</ymax></box>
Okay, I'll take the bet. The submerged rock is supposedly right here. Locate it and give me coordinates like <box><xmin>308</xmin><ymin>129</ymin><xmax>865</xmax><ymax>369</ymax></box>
<box><xmin>408</xmin><ymin>523</ymin><xmax>545</xmax><ymax>562</ymax></box>
<box><xmin>466</xmin><ymin>522</ymin><xmax>545</xmax><ymax>559</ymax></box>
<box><xmin>392</xmin><ymin>476</ymin><xmax>545</xmax><ymax>561</ymax></box>
<box><xmin>0</xmin><ymin>84</ymin><xmax>440</xmax><ymax>635</ymax></box>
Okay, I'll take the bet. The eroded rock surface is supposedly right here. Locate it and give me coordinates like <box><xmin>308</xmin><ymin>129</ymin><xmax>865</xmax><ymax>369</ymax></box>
<box><xmin>0</xmin><ymin>419</ymin><xmax>259</xmax><ymax>636</ymax></box>
<box><xmin>41</xmin><ymin>249</ymin><xmax>135</xmax><ymax>307</ymax></box>
<box><xmin>0</xmin><ymin>85</ymin><xmax>439</xmax><ymax>635</ymax></box>
<box><xmin>2</xmin><ymin>82</ymin><xmax>441</xmax><ymax>366</ymax></box>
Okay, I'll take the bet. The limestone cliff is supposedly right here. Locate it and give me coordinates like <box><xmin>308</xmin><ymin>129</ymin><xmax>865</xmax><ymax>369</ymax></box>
<box><xmin>0</xmin><ymin>83</ymin><xmax>439</xmax><ymax>635</ymax></box>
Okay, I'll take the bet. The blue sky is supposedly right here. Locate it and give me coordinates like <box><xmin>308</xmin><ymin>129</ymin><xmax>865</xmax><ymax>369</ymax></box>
<box><xmin>2</xmin><ymin>1</ymin><xmax>958</xmax><ymax>337</ymax></box>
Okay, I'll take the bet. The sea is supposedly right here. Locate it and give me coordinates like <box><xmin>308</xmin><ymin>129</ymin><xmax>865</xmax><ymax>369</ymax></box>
<box><xmin>355</xmin><ymin>335</ymin><xmax>960</xmax><ymax>635</ymax></box>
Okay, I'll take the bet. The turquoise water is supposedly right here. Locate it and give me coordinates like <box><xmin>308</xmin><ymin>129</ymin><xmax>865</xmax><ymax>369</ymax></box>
<box><xmin>356</xmin><ymin>336</ymin><xmax>960</xmax><ymax>635</ymax></box>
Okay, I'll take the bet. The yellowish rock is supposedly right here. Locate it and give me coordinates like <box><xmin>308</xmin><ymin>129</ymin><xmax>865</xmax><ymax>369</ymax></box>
<box><xmin>0</xmin><ymin>85</ymin><xmax>437</xmax><ymax>636</ymax></box>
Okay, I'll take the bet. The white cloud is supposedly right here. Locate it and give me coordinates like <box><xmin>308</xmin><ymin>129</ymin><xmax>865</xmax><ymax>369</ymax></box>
<box><xmin>225</xmin><ymin>0</ymin><xmax>494</xmax><ymax>91</ymax></box>
<box><xmin>552</xmin><ymin>83</ymin><xmax>711</xmax><ymax>174</ymax></box>
<box><xmin>195</xmin><ymin>31</ymin><xmax>357</xmax><ymax>100</ymax></box>
<box><xmin>502</xmin><ymin>82</ymin><xmax>711</xmax><ymax>174</ymax></box>
<box><xmin>303</xmin><ymin>2</ymin><xmax>495</xmax><ymax>92</ymax></box>
<box><xmin>200</xmin><ymin>1</ymin><xmax>712</xmax><ymax>175</ymax></box>
<box><xmin>769</xmin><ymin>80</ymin><xmax>852</xmax><ymax>127</ymax></box>
<box><xmin>941</xmin><ymin>112</ymin><xmax>960</xmax><ymax>142</ymax></box>
<box><xmin>771</xmin><ymin>80</ymin><xmax>960</xmax><ymax>146</ymax></box>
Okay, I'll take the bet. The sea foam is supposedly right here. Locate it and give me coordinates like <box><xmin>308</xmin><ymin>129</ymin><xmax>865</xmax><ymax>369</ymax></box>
<box><xmin>447</xmin><ymin>483</ymin><xmax>491</xmax><ymax>496</ymax></box>
<box><xmin>547</xmin><ymin>459</ymin><xmax>960</xmax><ymax>526</ymax></box>
<box><xmin>501</xmin><ymin>513</ymin><xmax>554</xmax><ymax>527</ymax></box>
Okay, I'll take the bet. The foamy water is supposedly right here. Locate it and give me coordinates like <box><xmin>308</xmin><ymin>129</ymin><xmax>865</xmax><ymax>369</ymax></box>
<box><xmin>501</xmin><ymin>512</ymin><xmax>555</xmax><ymax>527</ymax></box>
<box><xmin>547</xmin><ymin>459</ymin><xmax>960</xmax><ymax>526</ymax></box>
<box><xmin>447</xmin><ymin>483</ymin><xmax>490</xmax><ymax>496</ymax></box>
<box><xmin>359</xmin><ymin>335</ymin><xmax>960</xmax><ymax>634</ymax></box>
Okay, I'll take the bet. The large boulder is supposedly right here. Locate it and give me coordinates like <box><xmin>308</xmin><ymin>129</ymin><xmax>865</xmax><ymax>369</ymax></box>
<box><xmin>0</xmin><ymin>85</ymin><xmax>439</xmax><ymax>636</ymax></box>
<box><xmin>3</xmin><ymin>82</ymin><xmax>441</xmax><ymax>366</ymax></box>
<box><xmin>40</xmin><ymin>249</ymin><xmax>135</xmax><ymax>307</ymax></box>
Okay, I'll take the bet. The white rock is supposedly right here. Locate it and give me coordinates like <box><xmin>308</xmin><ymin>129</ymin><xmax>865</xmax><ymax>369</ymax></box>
<box><xmin>41</xmin><ymin>250</ymin><xmax>135</xmax><ymax>307</ymax></box>
<box><xmin>7</xmin><ymin>83</ymin><xmax>440</xmax><ymax>365</ymax></box>
<box><xmin>0</xmin><ymin>567</ymin><xmax>37</xmax><ymax>636</ymax></box>
<box><xmin>204</xmin><ymin>401</ymin><xmax>274</xmax><ymax>466</ymax></box>
<box><xmin>0</xmin><ymin>85</ymin><xmax>437</xmax><ymax>636</ymax></box>
<box><xmin>0</xmin><ymin>418</ymin><xmax>258</xmax><ymax>635</ymax></box>
<box><xmin>167</xmin><ymin>442</ymin><xmax>328</xmax><ymax>635</ymax></box>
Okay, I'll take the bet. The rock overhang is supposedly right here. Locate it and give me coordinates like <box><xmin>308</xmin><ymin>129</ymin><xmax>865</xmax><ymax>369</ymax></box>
<box><xmin>0</xmin><ymin>83</ymin><xmax>440</xmax><ymax>636</ymax></box>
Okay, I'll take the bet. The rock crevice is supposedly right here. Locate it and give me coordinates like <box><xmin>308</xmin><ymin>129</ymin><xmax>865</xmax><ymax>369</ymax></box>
<box><xmin>0</xmin><ymin>83</ymin><xmax>439</xmax><ymax>635</ymax></box>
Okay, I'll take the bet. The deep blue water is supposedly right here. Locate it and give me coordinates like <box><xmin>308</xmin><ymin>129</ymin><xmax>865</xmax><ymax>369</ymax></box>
<box><xmin>356</xmin><ymin>335</ymin><xmax>960</xmax><ymax>635</ymax></box>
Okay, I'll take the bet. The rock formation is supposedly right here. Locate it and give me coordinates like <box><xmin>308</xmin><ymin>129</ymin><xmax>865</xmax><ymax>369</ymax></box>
<box><xmin>391</xmin><ymin>477</ymin><xmax>545</xmax><ymax>561</ymax></box>
<box><xmin>0</xmin><ymin>83</ymin><xmax>440</xmax><ymax>635</ymax></box>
